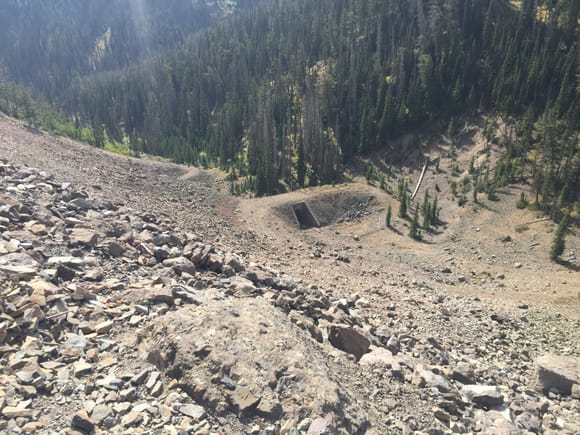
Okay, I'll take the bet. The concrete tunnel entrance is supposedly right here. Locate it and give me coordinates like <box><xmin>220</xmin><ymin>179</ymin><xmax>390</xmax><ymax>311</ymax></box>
<box><xmin>292</xmin><ymin>201</ymin><xmax>320</xmax><ymax>229</ymax></box>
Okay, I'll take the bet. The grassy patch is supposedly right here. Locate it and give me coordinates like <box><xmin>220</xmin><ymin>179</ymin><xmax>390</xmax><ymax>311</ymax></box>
<box><xmin>104</xmin><ymin>141</ymin><xmax>133</xmax><ymax>157</ymax></box>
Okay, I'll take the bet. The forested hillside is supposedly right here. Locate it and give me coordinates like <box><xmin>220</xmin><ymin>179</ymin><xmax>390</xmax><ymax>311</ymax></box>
<box><xmin>0</xmin><ymin>0</ymin><xmax>251</xmax><ymax>98</ymax></box>
<box><xmin>0</xmin><ymin>0</ymin><xmax>578</xmax><ymax>210</ymax></box>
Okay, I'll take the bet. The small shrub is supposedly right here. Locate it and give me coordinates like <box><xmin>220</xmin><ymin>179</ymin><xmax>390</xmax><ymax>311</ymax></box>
<box><xmin>458</xmin><ymin>195</ymin><xmax>467</xmax><ymax>207</ymax></box>
<box><xmin>516</xmin><ymin>192</ymin><xmax>529</xmax><ymax>209</ymax></box>
<box><xmin>487</xmin><ymin>184</ymin><xmax>498</xmax><ymax>201</ymax></box>
<box><xmin>450</xmin><ymin>181</ymin><xmax>457</xmax><ymax>197</ymax></box>
<box><xmin>515</xmin><ymin>224</ymin><xmax>529</xmax><ymax>233</ymax></box>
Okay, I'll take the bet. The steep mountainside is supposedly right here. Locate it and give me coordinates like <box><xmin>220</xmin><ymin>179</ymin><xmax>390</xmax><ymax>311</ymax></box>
<box><xmin>0</xmin><ymin>0</ymin><xmax>255</xmax><ymax>98</ymax></box>
<box><xmin>0</xmin><ymin>115</ymin><xmax>579</xmax><ymax>434</ymax></box>
<box><xmin>0</xmin><ymin>0</ymin><xmax>577</xmax><ymax>209</ymax></box>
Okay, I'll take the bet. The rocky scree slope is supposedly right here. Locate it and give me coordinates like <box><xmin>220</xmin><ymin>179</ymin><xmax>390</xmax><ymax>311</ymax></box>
<box><xmin>0</xmin><ymin>158</ymin><xmax>579</xmax><ymax>434</ymax></box>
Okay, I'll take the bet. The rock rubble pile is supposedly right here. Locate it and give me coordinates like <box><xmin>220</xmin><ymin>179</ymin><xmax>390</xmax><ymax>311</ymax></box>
<box><xmin>1</xmin><ymin>158</ymin><xmax>579</xmax><ymax>434</ymax></box>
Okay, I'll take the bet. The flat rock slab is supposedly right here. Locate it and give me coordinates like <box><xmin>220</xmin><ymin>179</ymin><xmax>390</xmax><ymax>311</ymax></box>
<box><xmin>0</xmin><ymin>265</ymin><xmax>37</xmax><ymax>280</ymax></box>
<box><xmin>0</xmin><ymin>252</ymin><xmax>40</xmax><ymax>268</ymax></box>
<box><xmin>69</xmin><ymin>228</ymin><xmax>98</xmax><ymax>248</ymax></box>
<box><xmin>307</xmin><ymin>417</ymin><xmax>336</xmax><ymax>435</ymax></box>
<box><xmin>536</xmin><ymin>354</ymin><xmax>580</xmax><ymax>395</ymax></box>
<box><xmin>460</xmin><ymin>385</ymin><xmax>504</xmax><ymax>408</ymax></box>
<box><xmin>121</xmin><ymin>286</ymin><xmax>175</xmax><ymax>305</ymax></box>
<box><xmin>179</xmin><ymin>404</ymin><xmax>206</xmax><ymax>420</ymax></box>
<box><xmin>45</xmin><ymin>256</ymin><xmax>85</xmax><ymax>267</ymax></box>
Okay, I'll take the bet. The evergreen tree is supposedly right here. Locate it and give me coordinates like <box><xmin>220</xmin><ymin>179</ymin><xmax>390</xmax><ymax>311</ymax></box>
<box><xmin>423</xmin><ymin>202</ymin><xmax>431</xmax><ymax>230</ymax></box>
<box><xmin>430</xmin><ymin>196</ymin><xmax>439</xmax><ymax>224</ymax></box>
<box><xmin>409</xmin><ymin>207</ymin><xmax>420</xmax><ymax>239</ymax></box>
<box><xmin>422</xmin><ymin>190</ymin><xmax>430</xmax><ymax>217</ymax></box>
<box><xmin>550</xmin><ymin>215</ymin><xmax>568</xmax><ymax>262</ymax></box>
<box><xmin>399</xmin><ymin>190</ymin><xmax>408</xmax><ymax>218</ymax></box>
<box><xmin>386</xmin><ymin>204</ymin><xmax>392</xmax><ymax>228</ymax></box>
<box><xmin>397</xmin><ymin>178</ymin><xmax>405</xmax><ymax>199</ymax></box>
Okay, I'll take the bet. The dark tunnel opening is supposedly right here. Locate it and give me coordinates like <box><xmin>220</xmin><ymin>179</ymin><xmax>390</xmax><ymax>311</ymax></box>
<box><xmin>291</xmin><ymin>201</ymin><xmax>320</xmax><ymax>229</ymax></box>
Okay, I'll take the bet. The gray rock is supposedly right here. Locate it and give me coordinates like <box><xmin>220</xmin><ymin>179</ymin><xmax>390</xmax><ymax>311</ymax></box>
<box><xmin>130</xmin><ymin>369</ymin><xmax>150</xmax><ymax>386</ymax></box>
<box><xmin>229</xmin><ymin>276</ymin><xmax>258</xmax><ymax>295</ymax></box>
<box><xmin>515</xmin><ymin>412</ymin><xmax>542</xmax><ymax>432</ymax></box>
<box><xmin>84</xmin><ymin>267</ymin><xmax>104</xmax><ymax>281</ymax></box>
<box><xmin>119</xmin><ymin>387</ymin><xmax>137</xmax><ymax>402</ymax></box>
<box><xmin>0</xmin><ymin>252</ymin><xmax>39</xmax><ymax>268</ymax></box>
<box><xmin>69</xmin><ymin>197</ymin><xmax>92</xmax><ymax>211</ymax></box>
<box><xmin>413</xmin><ymin>366</ymin><xmax>451</xmax><ymax>393</ymax></box>
<box><xmin>62</xmin><ymin>334</ymin><xmax>88</xmax><ymax>354</ymax></box>
<box><xmin>69</xmin><ymin>228</ymin><xmax>98</xmax><ymax>248</ymax></box>
<box><xmin>178</xmin><ymin>404</ymin><xmax>206</xmax><ymax>421</ymax></box>
<box><xmin>328</xmin><ymin>325</ymin><xmax>370</xmax><ymax>361</ymax></box>
<box><xmin>171</xmin><ymin>285</ymin><xmax>203</xmax><ymax>305</ymax></box>
<box><xmin>386</xmin><ymin>335</ymin><xmax>400</xmax><ymax>354</ymax></box>
<box><xmin>0</xmin><ymin>265</ymin><xmax>37</xmax><ymax>280</ymax></box>
<box><xmin>72</xmin><ymin>409</ymin><xmax>95</xmax><ymax>432</ymax></box>
<box><xmin>230</xmin><ymin>387</ymin><xmax>261</xmax><ymax>413</ymax></box>
<box><xmin>45</xmin><ymin>256</ymin><xmax>84</xmax><ymax>267</ymax></box>
<box><xmin>224</xmin><ymin>252</ymin><xmax>244</xmax><ymax>273</ymax></box>
<box><xmin>536</xmin><ymin>354</ymin><xmax>580</xmax><ymax>396</ymax></box>
<box><xmin>96</xmin><ymin>375</ymin><xmax>124</xmax><ymax>390</ymax></box>
<box><xmin>91</xmin><ymin>404</ymin><xmax>112</xmax><ymax>425</ymax></box>
<box><xmin>94</xmin><ymin>320</ymin><xmax>114</xmax><ymax>334</ymax></box>
<box><xmin>145</xmin><ymin>371</ymin><xmax>160</xmax><ymax>390</ymax></box>
<box><xmin>73</xmin><ymin>360</ymin><xmax>93</xmax><ymax>377</ymax></box>
<box><xmin>307</xmin><ymin>417</ymin><xmax>336</xmax><ymax>435</ymax></box>
<box><xmin>460</xmin><ymin>385</ymin><xmax>504</xmax><ymax>408</ymax></box>
<box><xmin>107</xmin><ymin>241</ymin><xmax>125</xmax><ymax>257</ymax></box>
<box><xmin>2</xmin><ymin>406</ymin><xmax>33</xmax><ymax>418</ymax></box>
<box><xmin>162</xmin><ymin>256</ymin><xmax>196</xmax><ymax>276</ymax></box>
<box><xmin>359</xmin><ymin>348</ymin><xmax>403</xmax><ymax>379</ymax></box>
<box><xmin>452</xmin><ymin>362</ymin><xmax>476</xmax><ymax>384</ymax></box>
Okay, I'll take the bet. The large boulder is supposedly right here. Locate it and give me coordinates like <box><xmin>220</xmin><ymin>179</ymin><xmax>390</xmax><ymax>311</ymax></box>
<box><xmin>328</xmin><ymin>325</ymin><xmax>370</xmax><ymax>361</ymax></box>
<box><xmin>139</xmin><ymin>298</ymin><xmax>368</xmax><ymax>432</ymax></box>
<box><xmin>536</xmin><ymin>354</ymin><xmax>580</xmax><ymax>396</ymax></box>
